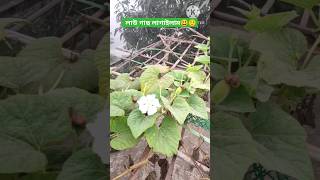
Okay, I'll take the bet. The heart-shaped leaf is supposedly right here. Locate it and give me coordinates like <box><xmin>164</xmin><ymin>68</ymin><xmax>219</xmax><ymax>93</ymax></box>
<box><xmin>161</xmin><ymin>96</ymin><xmax>191</xmax><ymax>124</ymax></box>
<box><xmin>251</xmin><ymin>28</ymin><xmax>320</xmax><ymax>90</ymax></box>
<box><xmin>140</xmin><ymin>67</ymin><xmax>174</xmax><ymax>94</ymax></box>
<box><xmin>0</xmin><ymin>134</ymin><xmax>47</xmax><ymax>173</ymax></box>
<box><xmin>127</xmin><ymin>109</ymin><xmax>159</xmax><ymax>138</ymax></box>
<box><xmin>22</xmin><ymin>49</ymin><xmax>98</xmax><ymax>93</ymax></box>
<box><xmin>145</xmin><ymin>116</ymin><xmax>181</xmax><ymax>157</ymax></box>
<box><xmin>110</xmin><ymin>116</ymin><xmax>139</xmax><ymax>150</ymax></box>
<box><xmin>110</xmin><ymin>90</ymin><xmax>142</xmax><ymax>111</ymax></box>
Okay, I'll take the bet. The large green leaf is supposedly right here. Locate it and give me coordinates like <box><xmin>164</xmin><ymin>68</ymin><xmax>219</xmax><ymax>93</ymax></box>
<box><xmin>248</xmin><ymin>103</ymin><xmax>314</xmax><ymax>180</ymax></box>
<box><xmin>161</xmin><ymin>96</ymin><xmax>191</xmax><ymax>124</ymax></box>
<box><xmin>140</xmin><ymin>67</ymin><xmax>174</xmax><ymax>94</ymax></box>
<box><xmin>0</xmin><ymin>88</ymin><xmax>103</xmax><ymax>174</ymax></box>
<box><xmin>212</xmin><ymin>112</ymin><xmax>258</xmax><ymax>180</ymax></box>
<box><xmin>245</xmin><ymin>11</ymin><xmax>298</xmax><ymax>33</ymax></box>
<box><xmin>257</xmin><ymin>54</ymin><xmax>320</xmax><ymax>89</ymax></box>
<box><xmin>145</xmin><ymin>116</ymin><xmax>181</xmax><ymax>157</ymax></box>
<box><xmin>57</xmin><ymin>148</ymin><xmax>108</xmax><ymax>180</ymax></box>
<box><xmin>0</xmin><ymin>88</ymin><xmax>103</xmax><ymax>147</ymax></box>
<box><xmin>127</xmin><ymin>109</ymin><xmax>159</xmax><ymax>138</ymax></box>
<box><xmin>44</xmin><ymin>50</ymin><xmax>98</xmax><ymax>91</ymax></box>
<box><xmin>0</xmin><ymin>134</ymin><xmax>47</xmax><ymax>173</ymax></box>
<box><xmin>251</xmin><ymin>28</ymin><xmax>307</xmax><ymax>66</ymax></box>
<box><xmin>213</xmin><ymin>104</ymin><xmax>314</xmax><ymax>180</ymax></box>
<box><xmin>22</xmin><ymin>49</ymin><xmax>98</xmax><ymax>93</ymax></box>
<box><xmin>251</xmin><ymin>28</ymin><xmax>320</xmax><ymax>89</ymax></box>
<box><xmin>0</xmin><ymin>95</ymin><xmax>72</xmax><ymax>148</ymax></box>
<box><xmin>187</xmin><ymin>95</ymin><xmax>208</xmax><ymax>119</ymax></box>
<box><xmin>280</xmin><ymin>0</ymin><xmax>320</xmax><ymax>9</ymax></box>
<box><xmin>110</xmin><ymin>89</ymin><xmax>142</xmax><ymax>111</ymax></box>
<box><xmin>0</xmin><ymin>37</ymin><xmax>64</xmax><ymax>89</ymax></box>
<box><xmin>110</xmin><ymin>116</ymin><xmax>139</xmax><ymax>150</ymax></box>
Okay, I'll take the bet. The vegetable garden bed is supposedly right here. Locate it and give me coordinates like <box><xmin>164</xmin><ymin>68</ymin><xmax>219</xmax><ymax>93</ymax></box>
<box><xmin>110</xmin><ymin>29</ymin><xmax>210</xmax><ymax>180</ymax></box>
<box><xmin>0</xmin><ymin>1</ymin><xmax>109</xmax><ymax>179</ymax></box>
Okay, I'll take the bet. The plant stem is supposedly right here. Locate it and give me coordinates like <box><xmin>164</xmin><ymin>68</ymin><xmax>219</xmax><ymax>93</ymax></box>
<box><xmin>309</xmin><ymin>10</ymin><xmax>320</xmax><ymax>28</ymax></box>
<box><xmin>303</xmin><ymin>34</ymin><xmax>320</xmax><ymax>69</ymax></box>
<box><xmin>228</xmin><ymin>38</ymin><xmax>236</xmax><ymax>74</ymax></box>
<box><xmin>49</xmin><ymin>70</ymin><xmax>66</xmax><ymax>91</ymax></box>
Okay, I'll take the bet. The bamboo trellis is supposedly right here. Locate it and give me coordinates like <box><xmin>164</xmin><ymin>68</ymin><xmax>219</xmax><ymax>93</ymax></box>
<box><xmin>111</xmin><ymin>27</ymin><xmax>210</xmax><ymax>76</ymax></box>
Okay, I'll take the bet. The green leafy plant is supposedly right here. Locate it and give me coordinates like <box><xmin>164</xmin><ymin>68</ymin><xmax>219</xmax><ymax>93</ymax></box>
<box><xmin>0</xmin><ymin>18</ymin><xmax>108</xmax><ymax>179</ymax></box>
<box><xmin>212</xmin><ymin>1</ymin><xmax>320</xmax><ymax>180</ymax></box>
<box><xmin>110</xmin><ymin>59</ymin><xmax>210</xmax><ymax>156</ymax></box>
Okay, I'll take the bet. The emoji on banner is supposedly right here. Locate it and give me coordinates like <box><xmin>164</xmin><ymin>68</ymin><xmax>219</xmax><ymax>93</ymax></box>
<box><xmin>181</xmin><ymin>19</ymin><xmax>188</xmax><ymax>27</ymax></box>
<box><xmin>189</xmin><ymin>19</ymin><xmax>196</xmax><ymax>27</ymax></box>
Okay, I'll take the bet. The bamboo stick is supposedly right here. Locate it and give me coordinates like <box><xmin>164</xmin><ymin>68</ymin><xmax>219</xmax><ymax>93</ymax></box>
<box><xmin>11</xmin><ymin>0</ymin><xmax>64</xmax><ymax>31</ymax></box>
<box><xmin>61</xmin><ymin>9</ymin><xmax>105</xmax><ymax>43</ymax></box>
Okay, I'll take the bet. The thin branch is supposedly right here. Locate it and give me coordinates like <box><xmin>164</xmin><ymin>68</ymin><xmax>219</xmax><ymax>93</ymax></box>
<box><xmin>128</xmin><ymin>146</ymin><xmax>152</xmax><ymax>180</ymax></box>
<box><xmin>112</xmin><ymin>151</ymin><xmax>153</xmax><ymax>180</ymax></box>
<box><xmin>187</xmin><ymin>28</ymin><xmax>209</xmax><ymax>41</ymax></box>
<box><xmin>171</xmin><ymin>39</ymin><xmax>194</xmax><ymax>69</ymax></box>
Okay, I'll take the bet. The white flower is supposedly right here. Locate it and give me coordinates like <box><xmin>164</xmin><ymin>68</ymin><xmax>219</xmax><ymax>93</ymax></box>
<box><xmin>137</xmin><ymin>94</ymin><xmax>161</xmax><ymax>116</ymax></box>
